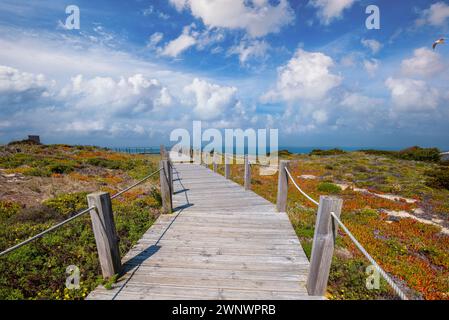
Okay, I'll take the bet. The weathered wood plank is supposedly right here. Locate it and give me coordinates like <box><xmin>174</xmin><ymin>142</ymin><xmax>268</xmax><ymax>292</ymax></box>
<box><xmin>88</xmin><ymin>162</ymin><xmax>315</xmax><ymax>300</ymax></box>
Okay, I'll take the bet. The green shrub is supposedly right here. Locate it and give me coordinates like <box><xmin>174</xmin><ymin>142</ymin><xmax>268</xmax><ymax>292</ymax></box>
<box><xmin>47</xmin><ymin>163</ymin><xmax>75</xmax><ymax>174</ymax></box>
<box><xmin>7</xmin><ymin>139</ymin><xmax>41</xmax><ymax>146</ymax></box>
<box><xmin>42</xmin><ymin>192</ymin><xmax>88</xmax><ymax>217</ymax></box>
<box><xmin>85</xmin><ymin>157</ymin><xmax>122</xmax><ymax>169</ymax></box>
<box><xmin>24</xmin><ymin>167</ymin><xmax>51</xmax><ymax>177</ymax></box>
<box><xmin>0</xmin><ymin>201</ymin><xmax>21</xmax><ymax>220</ymax></box>
<box><xmin>328</xmin><ymin>257</ymin><xmax>393</xmax><ymax>300</ymax></box>
<box><xmin>0</xmin><ymin>154</ymin><xmax>35</xmax><ymax>168</ymax></box>
<box><xmin>278</xmin><ymin>149</ymin><xmax>292</xmax><ymax>157</ymax></box>
<box><xmin>425</xmin><ymin>167</ymin><xmax>449</xmax><ymax>190</ymax></box>
<box><xmin>397</xmin><ymin>146</ymin><xmax>440</xmax><ymax>162</ymax></box>
<box><xmin>310</xmin><ymin>148</ymin><xmax>346</xmax><ymax>156</ymax></box>
<box><xmin>361</xmin><ymin>146</ymin><xmax>441</xmax><ymax>163</ymax></box>
<box><xmin>359</xmin><ymin>149</ymin><xmax>396</xmax><ymax>157</ymax></box>
<box><xmin>317</xmin><ymin>182</ymin><xmax>342</xmax><ymax>194</ymax></box>
<box><xmin>0</xmin><ymin>192</ymin><xmax>161</xmax><ymax>300</ymax></box>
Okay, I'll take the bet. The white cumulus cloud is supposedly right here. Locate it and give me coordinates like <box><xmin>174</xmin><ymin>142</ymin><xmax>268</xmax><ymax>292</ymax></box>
<box><xmin>60</xmin><ymin>73</ymin><xmax>172</xmax><ymax>114</ymax></box>
<box><xmin>169</xmin><ymin>0</ymin><xmax>294</xmax><ymax>37</ymax></box>
<box><xmin>0</xmin><ymin>65</ymin><xmax>52</xmax><ymax>93</ymax></box>
<box><xmin>361</xmin><ymin>39</ymin><xmax>382</xmax><ymax>54</ymax></box>
<box><xmin>228</xmin><ymin>39</ymin><xmax>270</xmax><ymax>65</ymax></box>
<box><xmin>416</xmin><ymin>1</ymin><xmax>449</xmax><ymax>27</ymax></box>
<box><xmin>309</xmin><ymin>0</ymin><xmax>356</xmax><ymax>25</ymax></box>
<box><xmin>401</xmin><ymin>47</ymin><xmax>443</xmax><ymax>78</ymax></box>
<box><xmin>363</xmin><ymin>59</ymin><xmax>379</xmax><ymax>76</ymax></box>
<box><xmin>262</xmin><ymin>48</ymin><xmax>342</xmax><ymax>102</ymax></box>
<box><xmin>385</xmin><ymin>77</ymin><xmax>440</xmax><ymax>112</ymax></box>
<box><xmin>184</xmin><ymin>78</ymin><xmax>238</xmax><ymax>120</ymax></box>
<box><xmin>161</xmin><ymin>26</ymin><xmax>197</xmax><ymax>57</ymax></box>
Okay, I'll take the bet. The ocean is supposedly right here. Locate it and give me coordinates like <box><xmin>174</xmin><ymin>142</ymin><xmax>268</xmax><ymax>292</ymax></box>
<box><xmin>110</xmin><ymin>146</ymin><xmax>401</xmax><ymax>155</ymax></box>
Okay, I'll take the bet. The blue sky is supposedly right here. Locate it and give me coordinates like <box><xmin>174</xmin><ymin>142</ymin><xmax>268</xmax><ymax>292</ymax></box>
<box><xmin>0</xmin><ymin>0</ymin><xmax>449</xmax><ymax>149</ymax></box>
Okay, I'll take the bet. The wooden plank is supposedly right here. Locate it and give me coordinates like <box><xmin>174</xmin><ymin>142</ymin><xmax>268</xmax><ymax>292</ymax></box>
<box><xmin>88</xmin><ymin>162</ymin><xmax>316</xmax><ymax>300</ymax></box>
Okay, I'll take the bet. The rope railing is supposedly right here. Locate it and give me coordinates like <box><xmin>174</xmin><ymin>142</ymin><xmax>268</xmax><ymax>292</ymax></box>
<box><xmin>0</xmin><ymin>168</ymin><xmax>162</xmax><ymax>258</ymax></box>
<box><xmin>284</xmin><ymin>168</ymin><xmax>319</xmax><ymax>206</ymax></box>
<box><xmin>0</xmin><ymin>206</ymin><xmax>95</xmax><ymax>257</ymax></box>
<box><xmin>329</xmin><ymin>211</ymin><xmax>409</xmax><ymax>300</ymax></box>
<box><xmin>111</xmin><ymin>168</ymin><xmax>161</xmax><ymax>200</ymax></box>
<box><xmin>284</xmin><ymin>167</ymin><xmax>409</xmax><ymax>300</ymax></box>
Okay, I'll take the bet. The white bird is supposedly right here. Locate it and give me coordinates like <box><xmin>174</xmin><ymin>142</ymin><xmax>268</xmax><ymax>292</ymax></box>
<box><xmin>433</xmin><ymin>38</ymin><xmax>445</xmax><ymax>50</ymax></box>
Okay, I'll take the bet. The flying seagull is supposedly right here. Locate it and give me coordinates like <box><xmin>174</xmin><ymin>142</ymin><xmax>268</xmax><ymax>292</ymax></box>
<box><xmin>433</xmin><ymin>38</ymin><xmax>445</xmax><ymax>50</ymax></box>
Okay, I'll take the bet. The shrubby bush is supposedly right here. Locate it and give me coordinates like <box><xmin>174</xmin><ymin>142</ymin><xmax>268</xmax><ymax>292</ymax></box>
<box><xmin>397</xmin><ymin>146</ymin><xmax>440</xmax><ymax>162</ymax></box>
<box><xmin>317</xmin><ymin>182</ymin><xmax>342</xmax><ymax>194</ymax></box>
<box><xmin>425</xmin><ymin>167</ymin><xmax>449</xmax><ymax>190</ymax></box>
<box><xmin>310</xmin><ymin>148</ymin><xmax>346</xmax><ymax>156</ymax></box>
<box><xmin>360</xmin><ymin>146</ymin><xmax>441</xmax><ymax>163</ymax></box>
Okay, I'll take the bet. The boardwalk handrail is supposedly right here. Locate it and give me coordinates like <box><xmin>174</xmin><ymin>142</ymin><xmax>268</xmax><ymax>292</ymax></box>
<box><xmin>284</xmin><ymin>166</ymin><xmax>409</xmax><ymax>300</ymax></box>
<box><xmin>206</xmin><ymin>154</ymin><xmax>409</xmax><ymax>299</ymax></box>
<box><xmin>0</xmin><ymin>168</ymin><xmax>162</xmax><ymax>258</ymax></box>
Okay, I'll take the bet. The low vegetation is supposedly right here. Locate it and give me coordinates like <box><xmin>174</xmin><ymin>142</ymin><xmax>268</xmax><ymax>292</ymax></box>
<box><xmin>425</xmin><ymin>167</ymin><xmax>449</xmax><ymax>190</ymax></box>
<box><xmin>1</xmin><ymin>142</ymin><xmax>448</xmax><ymax>300</ymax></box>
<box><xmin>310</xmin><ymin>148</ymin><xmax>347</xmax><ymax>156</ymax></box>
<box><xmin>360</xmin><ymin>146</ymin><xmax>442</xmax><ymax>163</ymax></box>
<box><xmin>224</xmin><ymin>148</ymin><xmax>449</xmax><ymax>300</ymax></box>
<box><xmin>0</xmin><ymin>143</ymin><xmax>162</xmax><ymax>299</ymax></box>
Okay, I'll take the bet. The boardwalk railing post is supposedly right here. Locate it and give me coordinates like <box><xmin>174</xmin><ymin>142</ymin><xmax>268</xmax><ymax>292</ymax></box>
<box><xmin>225</xmin><ymin>155</ymin><xmax>231</xmax><ymax>179</ymax></box>
<box><xmin>160</xmin><ymin>144</ymin><xmax>167</xmax><ymax>159</ymax></box>
<box><xmin>201</xmin><ymin>152</ymin><xmax>207</xmax><ymax>167</ymax></box>
<box><xmin>276</xmin><ymin>160</ymin><xmax>289</xmax><ymax>212</ymax></box>
<box><xmin>244</xmin><ymin>154</ymin><xmax>251</xmax><ymax>190</ymax></box>
<box><xmin>213</xmin><ymin>153</ymin><xmax>218</xmax><ymax>172</ymax></box>
<box><xmin>87</xmin><ymin>192</ymin><xmax>121</xmax><ymax>279</ymax></box>
<box><xmin>167</xmin><ymin>155</ymin><xmax>174</xmax><ymax>195</ymax></box>
<box><xmin>160</xmin><ymin>160</ymin><xmax>172</xmax><ymax>214</ymax></box>
<box><xmin>307</xmin><ymin>196</ymin><xmax>343</xmax><ymax>296</ymax></box>
<box><xmin>169</xmin><ymin>161</ymin><xmax>174</xmax><ymax>194</ymax></box>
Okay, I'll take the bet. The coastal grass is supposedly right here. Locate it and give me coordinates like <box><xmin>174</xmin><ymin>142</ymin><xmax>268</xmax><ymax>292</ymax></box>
<box><xmin>0</xmin><ymin>144</ymin><xmax>162</xmax><ymax>300</ymax></box>
<box><xmin>228</xmin><ymin>151</ymin><xmax>449</xmax><ymax>300</ymax></box>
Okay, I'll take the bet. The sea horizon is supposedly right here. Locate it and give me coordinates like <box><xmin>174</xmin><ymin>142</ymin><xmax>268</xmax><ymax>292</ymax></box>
<box><xmin>106</xmin><ymin>145</ymin><xmax>449</xmax><ymax>155</ymax></box>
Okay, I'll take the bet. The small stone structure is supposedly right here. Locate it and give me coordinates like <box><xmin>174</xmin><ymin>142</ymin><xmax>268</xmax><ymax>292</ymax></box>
<box><xmin>28</xmin><ymin>135</ymin><xmax>40</xmax><ymax>144</ymax></box>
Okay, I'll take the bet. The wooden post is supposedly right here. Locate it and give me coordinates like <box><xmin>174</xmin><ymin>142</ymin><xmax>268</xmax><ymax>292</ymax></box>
<box><xmin>87</xmin><ymin>192</ymin><xmax>121</xmax><ymax>279</ymax></box>
<box><xmin>225</xmin><ymin>155</ymin><xmax>231</xmax><ymax>179</ymax></box>
<box><xmin>244</xmin><ymin>154</ymin><xmax>251</xmax><ymax>190</ymax></box>
<box><xmin>166</xmin><ymin>151</ymin><xmax>174</xmax><ymax>194</ymax></box>
<box><xmin>307</xmin><ymin>196</ymin><xmax>343</xmax><ymax>296</ymax></box>
<box><xmin>160</xmin><ymin>145</ymin><xmax>167</xmax><ymax>160</ymax></box>
<box><xmin>276</xmin><ymin>160</ymin><xmax>289</xmax><ymax>212</ymax></box>
<box><xmin>213</xmin><ymin>153</ymin><xmax>218</xmax><ymax>173</ymax></box>
<box><xmin>159</xmin><ymin>160</ymin><xmax>172</xmax><ymax>214</ymax></box>
<box><xmin>169</xmin><ymin>160</ymin><xmax>174</xmax><ymax>194</ymax></box>
<box><xmin>203</xmin><ymin>152</ymin><xmax>209</xmax><ymax>168</ymax></box>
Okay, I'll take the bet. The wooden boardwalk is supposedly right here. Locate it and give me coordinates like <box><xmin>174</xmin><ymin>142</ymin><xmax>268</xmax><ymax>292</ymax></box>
<box><xmin>88</xmin><ymin>163</ymin><xmax>316</xmax><ymax>300</ymax></box>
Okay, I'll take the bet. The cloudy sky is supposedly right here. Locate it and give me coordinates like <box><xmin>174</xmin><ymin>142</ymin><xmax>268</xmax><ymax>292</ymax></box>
<box><xmin>0</xmin><ymin>0</ymin><xmax>449</xmax><ymax>149</ymax></box>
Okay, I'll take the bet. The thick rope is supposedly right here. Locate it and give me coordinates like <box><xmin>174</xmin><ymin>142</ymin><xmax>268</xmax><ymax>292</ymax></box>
<box><xmin>330</xmin><ymin>211</ymin><xmax>409</xmax><ymax>300</ymax></box>
<box><xmin>284</xmin><ymin>167</ymin><xmax>409</xmax><ymax>300</ymax></box>
<box><xmin>0</xmin><ymin>168</ymin><xmax>162</xmax><ymax>257</ymax></box>
<box><xmin>111</xmin><ymin>168</ymin><xmax>161</xmax><ymax>199</ymax></box>
<box><xmin>0</xmin><ymin>206</ymin><xmax>95</xmax><ymax>257</ymax></box>
<box><xmin>284</xmin><ymin>167</ymin><xmax>319</xmax><ymax>206</ymax></box>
